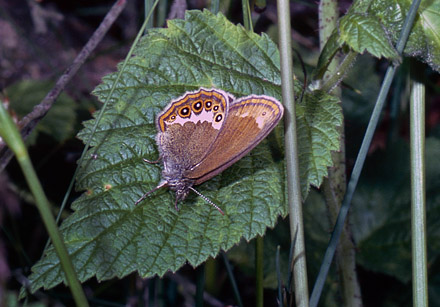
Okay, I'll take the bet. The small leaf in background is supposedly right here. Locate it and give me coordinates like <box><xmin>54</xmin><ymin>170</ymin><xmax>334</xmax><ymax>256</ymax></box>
<box><xmin>316</xmin><ymin>0</ymin><xmax>440</xmax><ymax>75</ymax></box>
<box><xmin>370</xmin><ymin>0</ymin><xmax>440</xmax><ymax>72</ymax></box>
<box><xmin>338</xmin><ymin>13</ymin><xmax>399</xmax><ymax>60</ymax></box>
<box><xmin>26</xmin><ymin>10</ymin><xmax>342</xmax><ymax>292</ymax></box>
<box><xmin>6</xmin><ymin>80</ymin><xmax>77</xmax><ymax>145</ymax></box>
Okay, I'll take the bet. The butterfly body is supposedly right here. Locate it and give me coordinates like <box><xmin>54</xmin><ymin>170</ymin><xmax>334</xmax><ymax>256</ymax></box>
<box><xmin>137</xmin><ymin>88</ymin><xmax>284</xmax><ymax>213</ymax></box>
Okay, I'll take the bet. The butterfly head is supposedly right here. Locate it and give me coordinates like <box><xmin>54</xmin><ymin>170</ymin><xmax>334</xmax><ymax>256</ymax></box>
<box><xmin>165</xmin><ymin>177</ymin><xmax>193</xmax><ymax>202</ymax></box>
<box><xmin>135</xmin><ymin>172</ymin><xmax>224</xmax><ymax>215</ymax></box>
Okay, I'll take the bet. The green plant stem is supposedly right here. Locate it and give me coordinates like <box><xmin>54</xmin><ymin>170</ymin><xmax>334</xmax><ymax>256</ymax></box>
<box><xmin>310</xmin><ymin>0</ymin><xmax>422</xmax><ymax>306</ymax></box>
<box><xmin>277</xmin><ymin>0</ymin><xmax>309</xmax><ymax>306</ymax></box>
<box><xmin>145</xmin><ymin>0</ymin><xmax>154</xmax><ymax>29</ymax></box>
<box><xmin>204</xmin><ymin>258</ymin><xmax>218</xmax><ymax>295</ymax></box>
<box><xmin>0</xmin><ymin>104</ymin><xmax>88</xmax><ymax>306</ymax></box>
<box><xmin>242</xmin><ymin>0</ymin><xmax>253</xmax><ymax>31</ymax></box>
<box><xmin>276</xmin><ymin>246</ymin><xmax>283</xmax><ymax>306</ymax></box>
<box><xmin>211</xmin><ymin>0</ymin><xmax>219</xmax><ymax>14</ymax></box>
<box><xmin>255</xmin><ymin>236</ymin><xmax>264</xmax><ymax>307</ymax></box>
<box><xmin>319</xmin><ymin>0</ymin><xmax>362</xmax><ymax>306</ymax></box>
<box><xmin>410</xmin><ymin>63</ymin><xmax>428</xmax><ymax>307</ymax></box>
<box><xmin>157</xmin><ymin>0</ymin><xmax>168</xmax><ymax>27</ymax></box>
<box><xmin>320</xmin><ymin>51</ymin><xmax>357</xmax><ymax>93</ymax></box>
<box><xmin>222</xmin><ymin>252</ymin><xmax>243</xmax><ymax>307</ymax></box>
<box><xmin>195</xmin><ymin>265</ymin><xmax>205</xmax><ymax>307</ymax></box>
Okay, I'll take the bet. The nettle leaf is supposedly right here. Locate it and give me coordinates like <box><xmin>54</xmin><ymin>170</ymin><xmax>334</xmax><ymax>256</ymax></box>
<box><xmin>26</xmin><ymin>10</ymin><xmax>342</xmax><ymax>292</ymax></box>
<box><xmin>316</xmin><ymin>7</ymin><xmax>399</xmax><ymax>75</ymax></box>
<box><xmin>369</xmin><ymin>0</ymin><xmax>440</xmax><ymax>72</ymax></box>
<box><xmin>338</xmin><ymin>12</ymin><xmax>399</xmax><ymax>60</ymax></box>
<box><xmin>297</xmin><ymin>91</ymin><xmax>342</xmax><ymax>196</ymax></box>
<box><xmin>317</xmin><ymin>0</ymin><xmax>440</xmax><ymax>75</ymax></box>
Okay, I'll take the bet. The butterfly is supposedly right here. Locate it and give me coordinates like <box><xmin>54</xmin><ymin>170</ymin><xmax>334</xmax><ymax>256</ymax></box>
<box><xmin>136</xmin><ymin>88</ymin><xmax>283</xmax><ymax>215</ymax></box>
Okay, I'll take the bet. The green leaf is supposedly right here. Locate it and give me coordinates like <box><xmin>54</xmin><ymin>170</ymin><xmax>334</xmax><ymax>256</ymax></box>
<box><xmin>314</xmin><ymin>7</ymin><xmax>399</xmax><ymax>80</ymax></box>
<box><xmin>297</xmin><ymin>91</ymin><xmax>343</xmax><ymax>196</ymax></box>
<box><xmin>338</xmin><ymin>12</ymin><xmax>399</xmax><ymax>60</ymax></box>
<box><xmin>369</xmin><ymin>0</ymin><xmax>440</xmax><ymax>72</ymax></box>
<box><xmin>351</xmin><ymin>138</ymin><xmax>440</xmax><ymax>282</ymax></box>
<box><xmin>6</xmin><ymin>80</ymin><xmax>77</xmax><ymax>145</ymax></box>
<box><xmin>26</xmin><ymin>10</ymin><xmax>342</xmax><ymax>292</ymax></box>
<box><xmin>317</xmin><ymin>0</ymin><xmax>440</xmax><ymax>75</ymax></box>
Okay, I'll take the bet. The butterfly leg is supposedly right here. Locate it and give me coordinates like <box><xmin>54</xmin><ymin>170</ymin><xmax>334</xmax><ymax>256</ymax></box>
<box><xmin>143</xmin><ymin>156</ymin><xmax>162</xmax><ymax>164</ymax></box>
<box><xmin>134</xmin><ymin>181</ymin><xmax>167</xmax><ymax>205</ymax></box>
<box><xmin>174</xmin><ymin>197</ymin><xmax>180</xmax><ymax>211</ymax></box>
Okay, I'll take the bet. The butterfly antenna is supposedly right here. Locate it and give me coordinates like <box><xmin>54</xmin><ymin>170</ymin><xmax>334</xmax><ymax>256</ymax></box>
<box><xmin>135</xmin><ymin>181</ymin><xmax>167</xmax><ymax>205</ymax></box>
<box><xmin>189</xmin><ymin>187</ymin><xmax>225</xmax><ymax>215</ymax></box>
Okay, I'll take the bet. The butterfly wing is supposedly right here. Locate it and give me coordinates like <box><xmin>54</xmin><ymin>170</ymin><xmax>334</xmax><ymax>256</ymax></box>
<box><xmin>186</xmin><ymin>95</ymin><xmax>284</xmax><ymax>184</ymax></box>
<box><xmin>156</xmin><ymin>88</ymin><xmax>234</xmax><ymax>170</ymax></box>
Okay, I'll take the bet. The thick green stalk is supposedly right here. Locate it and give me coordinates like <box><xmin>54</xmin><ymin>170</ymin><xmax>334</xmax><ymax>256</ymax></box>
<box><xmin>410</xmin><ymin>63</ymin><xmax>428</xmax><ymax>307</ymax></box>
<box><xmin>319</xmin><ymin>0</ymin><xmax>362</xmax><ymax>306</ymax></box>
<box><xmin>0</xmin><ymin>104</ymin><xmax>88</xmax><ymax>306</ymax></box>
<box><xmin>157</xmin><ymin>0</ymin><xmax>168</xmax><ymax>27</ymax></box>
<box><xmin>277</xmin><ymin>0</ymin><xmax>309</xmax><ymax>306</ymax></box>
<box><xmin>255</xmin><ymin>236</ymin><xmax>264</xmax><ymax>307</ymax></box>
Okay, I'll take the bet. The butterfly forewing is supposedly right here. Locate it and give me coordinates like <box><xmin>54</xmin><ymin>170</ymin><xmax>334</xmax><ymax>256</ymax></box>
<box><xmin>186</xmin><ymin>95</ymin><xmax>284</xmax><ymax>184</ymax></box>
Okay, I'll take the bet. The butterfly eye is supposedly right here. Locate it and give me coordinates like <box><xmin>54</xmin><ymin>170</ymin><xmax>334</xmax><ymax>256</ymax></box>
<box><xmin>192</xmin><ymin>100</ymin><xmax>203</xmax><ymax>112</ymax></box>
<box><xmin>169</xmin><ymin>114</ymin><xmax>177</xmax><ymax>122</ymax></box>
<box><xmin>214</xmin><ymin>114</ymin><xmax>223</xmax><ymax>123</ymax></box>
<box><xmin>179</xmin><ymin>106</ymin><xmax>191</xmax><ymax>117</ymax></box>
<box><xmin>213</xmin><ymin>105</ymin><xmax>219</xmax><ymax>112</ymax></box>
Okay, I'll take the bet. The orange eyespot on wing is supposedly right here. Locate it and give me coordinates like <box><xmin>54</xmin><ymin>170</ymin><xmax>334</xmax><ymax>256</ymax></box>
<box><xmin>192</xmin><ymin>100</ymin><xmax>203</xmax><ymax>113</ymax></box>
<box><xmin>178</xmin><ymin>106</ymin><xmax>191</xmax><ymax>118</ymax></box>
<box><xmin>157</xmin><ymin>88</ymin><xmax>230</xmax><ymax>132</ymax></box>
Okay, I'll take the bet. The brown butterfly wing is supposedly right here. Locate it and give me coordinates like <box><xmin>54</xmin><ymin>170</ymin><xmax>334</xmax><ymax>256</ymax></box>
<box><xmin>156</xmin><ymin>88</ymin><xmax>233</xmax><ymax>169</ymax></box>
<box><xmin>186</xmin><ymin>95</ymin><xmax>284</xmax><ymax>184</ymax></box>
